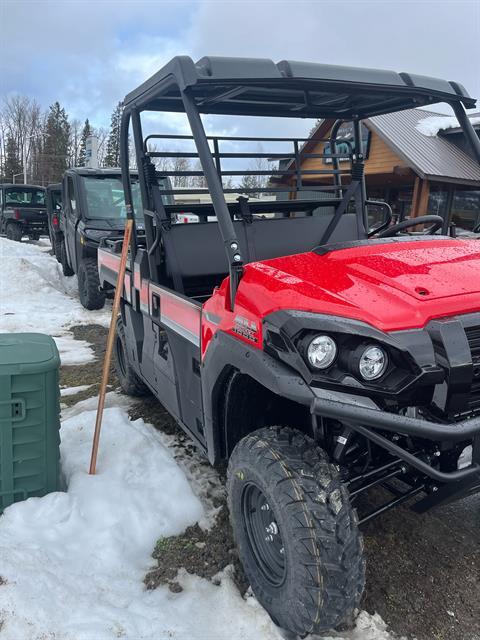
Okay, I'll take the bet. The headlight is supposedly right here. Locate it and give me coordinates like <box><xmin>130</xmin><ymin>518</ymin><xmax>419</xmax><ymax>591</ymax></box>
<box><xmin>359</xmin><ymin>345</ymin><xmax>388</xmax><ymax>380</ymax></box>
<box><xmin>83</xmin><ymin>229</ymin><xmax>107</xmax><ymax>241</ymax></box>
<box><xmin>306</xmin><ymin>335</ymin><xmax>337</xmax><ymax>369</ymax></box>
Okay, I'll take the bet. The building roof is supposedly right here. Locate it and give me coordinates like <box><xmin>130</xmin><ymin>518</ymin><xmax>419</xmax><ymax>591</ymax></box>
<box><xmin>368</xmin><ymin>109</ymin><xmax>480</xmax><ymax>185</ymax></box>
<box><xmin>123</xmin><ymin>55</ymin><xmax>475</xmax><ymax>119</ymax></box>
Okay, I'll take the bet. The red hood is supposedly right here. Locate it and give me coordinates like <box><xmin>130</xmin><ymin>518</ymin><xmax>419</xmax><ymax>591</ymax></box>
<box><xmin>236</xmin><ymin>239</ymin><xmax>480</xmax><ymax>332</ymax></box>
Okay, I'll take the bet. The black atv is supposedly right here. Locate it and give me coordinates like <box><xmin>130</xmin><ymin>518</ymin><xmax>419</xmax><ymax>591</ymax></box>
<box><xmin>58</xmin><ymin>168</ymin><xmax>147</xmax><ymax>310</ymax></box>
<box><xmin>0</xmin><ymin>184</ymin><xmax>48</xmax><ymax>242</ymax></box>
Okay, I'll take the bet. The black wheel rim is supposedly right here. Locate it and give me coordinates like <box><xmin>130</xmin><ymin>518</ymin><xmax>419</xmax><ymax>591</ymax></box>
<box><xmin>242</xmin><ymin>482</ymin><xmax>286</xmax><ymax>587</ymax></box>
<box><xmin>116</xmin><ymin>335</ymin><xmax>127</xmax><ymax>378</ymax></box>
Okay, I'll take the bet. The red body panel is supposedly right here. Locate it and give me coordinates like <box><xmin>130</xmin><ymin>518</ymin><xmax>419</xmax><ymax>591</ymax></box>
<box><xmin>202</xmin><ymin>239</ymin><xmax>480</xmax><ymax>357</ymax></box>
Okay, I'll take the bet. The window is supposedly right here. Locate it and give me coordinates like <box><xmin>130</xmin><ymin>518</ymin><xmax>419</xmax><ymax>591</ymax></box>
<box><xmin>67</xmin><ymin>177</ymin><xmax>76</xmax><ymax>215</ymax></box>
<box><xmin>5</xmin><ymin>188</ymin><xmax>45</xmax><ymax>206</ymax></box>
<box><xmin>82</xmin><ymin>177</ymin><xmax>143</xmax><ymax>219</ymax></box>
<box><xmin>450</xmin><ymin>189</ymin><xmax>480</xmax><ymax>231</ymax></box>
<box><xmin>427</xmin><ymin>185</ymin><xmax>448</xmax><ymax>218</ymax></box>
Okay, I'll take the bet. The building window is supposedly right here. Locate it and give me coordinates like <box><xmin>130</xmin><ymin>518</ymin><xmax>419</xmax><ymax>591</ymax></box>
<box><xmin>451</xmin><ymin>189</ymin><xmax>480</xmax><ymax>231</ymax></box>
<box><xmin>427</xmin><ymin>185</ymin><xmax>449</xmax><ymax>217</ymax></box>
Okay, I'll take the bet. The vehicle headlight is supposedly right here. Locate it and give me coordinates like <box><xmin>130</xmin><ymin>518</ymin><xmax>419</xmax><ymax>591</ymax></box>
<box><xmin>359</xmin><ymin>345</ymin><xmax>388</xmax><ymax>380</ymax></box>
<box><xmin>306</xmin><ymin>335</ymin><xmax>337</xmax><ymax>369</ymax></box>
<box><xmin>83</xmin><ymin>229</ymin><xmax>107</xmax><ymax>241</ymax></box>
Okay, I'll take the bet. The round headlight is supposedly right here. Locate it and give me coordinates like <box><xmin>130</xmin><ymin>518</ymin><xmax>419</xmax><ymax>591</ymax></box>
<box><xmin>359</xmin><ymin>345</ymin><xmax>388</xmax><ymax>380</ymax></box>
<box><xmin>307</xmin><ymin>335</ymin><xmax>337</xmax><ymax>369</ymax></box>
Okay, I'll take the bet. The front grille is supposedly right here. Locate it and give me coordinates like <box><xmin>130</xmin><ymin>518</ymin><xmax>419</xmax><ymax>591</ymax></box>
<box><xmin>465</xmin><ymin>326</ymin><xmax>480</xmax><ymax>411</ymax></box>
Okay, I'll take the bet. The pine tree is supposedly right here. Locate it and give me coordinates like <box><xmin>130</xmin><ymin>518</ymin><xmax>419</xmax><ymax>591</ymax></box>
<box><xmin>78</xmin><ymin>118</ymin><xmax>93</xmax><ymax>167</ymax></box>
<box><xmin>104</xmin><ymin>102</ymin><xmax>122</xmax><ymax>167</ymax></box>
<box><xmin>40</xmin><ymin>102</ymin><xmax>70</xmax><ymax>183</ymax></box>
<box><xmin>3</xmin><ymin>135</ymin><xmax>22</xmax><ymax>182</ymax></box>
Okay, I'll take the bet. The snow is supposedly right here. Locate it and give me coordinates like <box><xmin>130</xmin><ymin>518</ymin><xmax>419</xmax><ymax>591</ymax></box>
<box><xmin>416</xmin><ymin>114</ymin><xmax>480</xmax><ymax>136</ymax></box>
<box><xmin>0</xmin><ymin>237</ymin><xmax>399</xmax><ymax>640</ymax></box>
<box><xmin>0</xmin><ymin>237</ymin><xmax>110</xmax><ymax>365</ymax></box>
<box><xmin>0</xmin><ymin>401</ymin><xmax>399</xmax><ymax>640</ymax></box>
<box><xmin>60</xmin><ymin>384</ymin><xmax>93</xmax><ymax>396</ymax></box>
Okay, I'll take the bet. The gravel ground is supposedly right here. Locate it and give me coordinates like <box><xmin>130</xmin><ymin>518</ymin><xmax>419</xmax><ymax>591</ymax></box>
<box><xmin>65</xmin><ymin>324</ymin><xmax>480</xmax><ymax>640</ymax></box>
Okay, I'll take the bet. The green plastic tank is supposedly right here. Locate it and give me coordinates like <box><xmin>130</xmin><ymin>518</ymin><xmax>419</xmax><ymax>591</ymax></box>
<box><xmin>0</xmin><ymin>333</ymin><xmax>61</xmax><ymax>513</ymax></box>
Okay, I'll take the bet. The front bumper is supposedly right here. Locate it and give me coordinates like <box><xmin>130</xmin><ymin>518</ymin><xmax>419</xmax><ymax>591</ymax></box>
<box><xmin>312</xmin><ymin>394</ymin><xmax>480</xmax><ymax>510</ymax></box>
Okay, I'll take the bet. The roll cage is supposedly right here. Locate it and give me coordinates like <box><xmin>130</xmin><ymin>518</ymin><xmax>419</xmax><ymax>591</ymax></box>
<box><xmin>119</xmin><ymin>56</ymin><xmax>480</xmax><ymax>308</ymax></box>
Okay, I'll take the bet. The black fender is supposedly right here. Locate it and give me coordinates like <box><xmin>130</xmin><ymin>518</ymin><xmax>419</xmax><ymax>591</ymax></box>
<box><xmin>201</xmin><ymin>330</ymin><xmax>315</xmax><ymax>464</ymax></box>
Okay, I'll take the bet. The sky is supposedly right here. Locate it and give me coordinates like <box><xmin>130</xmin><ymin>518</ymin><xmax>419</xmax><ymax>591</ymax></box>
<box><xmin>1</xmin><ymin>0</ymin><xmax>479</xmax><ymax>139</ymax></box>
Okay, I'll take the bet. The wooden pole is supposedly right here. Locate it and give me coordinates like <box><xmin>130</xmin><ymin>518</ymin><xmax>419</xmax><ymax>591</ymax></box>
<box><xmin>89</xmin><ymin>218</ymin><xmax>133</xmax><ymax>475</ymax></box>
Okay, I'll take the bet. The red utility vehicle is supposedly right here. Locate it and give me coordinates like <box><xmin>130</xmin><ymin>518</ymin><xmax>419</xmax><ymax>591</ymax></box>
<box><xmin>98</xmin><ymin>57</ymin><xmax>480</xmax><ymax>637</ymax></box>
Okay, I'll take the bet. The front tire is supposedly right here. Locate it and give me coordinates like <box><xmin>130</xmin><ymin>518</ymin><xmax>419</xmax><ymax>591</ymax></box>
<box><xmin>60</xmin><ymin>241</ymin><xmax>74</xmax><ymax>276</ymax></box>
<box><xmin>114</xmin><ymin>318</ymin><xmax>150</xmax><ymax>396</ymax></box>
<box><xmin>6</xmin><ymin>222</ymin><xmax>23</xmax><ymax>242</ymax></box>
<box><xmin>78</xmin><ymin>257</ymin><xmax>105</xmax><ymax>310</ymax></box>
<box><xmin>227</xmin><ymin>427</ymin><xmax>365</xmax><ymax>637</ymax></box>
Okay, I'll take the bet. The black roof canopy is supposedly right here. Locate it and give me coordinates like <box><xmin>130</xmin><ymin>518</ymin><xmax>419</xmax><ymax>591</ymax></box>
<box><xmin>124</xmin><ymin>56</ymin><xmax>476</xmax><ymax>119</ymax></box>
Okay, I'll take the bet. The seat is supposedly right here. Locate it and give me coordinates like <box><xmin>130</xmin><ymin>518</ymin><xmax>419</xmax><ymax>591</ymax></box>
<box><xmin>164</xmin><ymin>212</ymin><xmax>360</xmax><ymax>299</ymax></box>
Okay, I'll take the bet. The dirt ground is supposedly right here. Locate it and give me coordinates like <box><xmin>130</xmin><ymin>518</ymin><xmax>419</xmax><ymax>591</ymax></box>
<box><xmin>65</xmin><ymin>324</ymin><xmax>480</xmax><ymax>640</ymax></box>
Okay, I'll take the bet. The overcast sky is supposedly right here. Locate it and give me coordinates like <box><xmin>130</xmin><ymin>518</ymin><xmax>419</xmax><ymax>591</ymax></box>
<box><xmin>1</xmin><ymin>0</ymin><xmax>479</xmax><ymax>138</ymax></box>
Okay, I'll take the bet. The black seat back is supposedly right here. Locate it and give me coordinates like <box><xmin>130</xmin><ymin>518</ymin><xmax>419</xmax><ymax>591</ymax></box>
<box><xmin>165</xmin><ymin>213</ymin><xmax>359</xmax><ymax>282</ymax></box>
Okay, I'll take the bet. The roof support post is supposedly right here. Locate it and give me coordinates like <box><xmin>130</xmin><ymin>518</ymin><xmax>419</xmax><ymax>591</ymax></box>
<box><xmin>353</xmin><ymin>119</ymin><xmax>368</xmax><ymax>233</ymax></box>
<box><xmin>119</xmin><ymin>107</ymin><xmax>137</xmax><ymax>264</ymax></box>
<box><xmin>443</xmin><ymin>184</ymin><xmax>454</xmax><ymax>234</ymax></box>
<box><xmin>450</xmin><ymin>102</ymin><xmax>480</xmax><ymax>165</ymax></box>
<box><xmin>329</xmin><ymin>120</ymin><xmax>344</xmax><ymax>197</ymax></box>
<box><xmin>181</xmin><ymin>87</ymin><xmax>243</xmax><ymax>309</ymax></box>
<box><xmin>131</xmin><ymin>108</ymin><xmax>159</xmax><ymax>283</ymax></box>
<box><xmin>417</xmin><ymin>179</ymin><xmax>430</xmax><ymax>218</ymax></box>
<box><xmin>411</xmin><ymin>178</ymin><xmax>430</xmax><ymax>229</ymax></box>
<box><xmin>410</xmin><ymin>176</ymin><xmax>421</xmax><ymax>220</ymax></box>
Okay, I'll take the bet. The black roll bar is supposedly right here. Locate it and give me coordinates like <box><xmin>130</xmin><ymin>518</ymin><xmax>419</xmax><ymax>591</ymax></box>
<box><xmin>181</xmin><ymin>88</ymin><xmax>243</xmax><ymax>309</ymax></box>
<box><xmin>450</xmin><ymin>101</ymin><xmax>480</xmax><ymax>165</ymax></box>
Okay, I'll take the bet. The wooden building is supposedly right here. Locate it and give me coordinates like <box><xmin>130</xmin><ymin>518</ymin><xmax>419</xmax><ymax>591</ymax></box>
<box><xmin>283</xmin><ymin>109</ymin><xmax>480</xmax><ymax>230</ymax></box>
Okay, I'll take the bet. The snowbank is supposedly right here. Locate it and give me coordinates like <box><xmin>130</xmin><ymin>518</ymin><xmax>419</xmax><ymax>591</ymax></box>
<box><xmin>416</xmin><ymin>114</ymin><xmax>480</xmax><ymax>136</ymax></box>
<box><xmin>0</xmin><ymin>237</ymin><xmax>110</xmax><ymax>364</ymax></box>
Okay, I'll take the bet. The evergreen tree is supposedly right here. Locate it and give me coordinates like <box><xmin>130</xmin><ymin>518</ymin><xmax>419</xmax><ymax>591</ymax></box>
<box><xmin>104</xmin><ymin>102</ymin><xmax>122</xmax><ymax>167</ymax></box>
<box><xmin>309</xmin><ymin>118</ymin><xmax>322</xmax><ymax>136</ymax></box>
<box><xmin>78</xmin><ymin>118</ymin><xmax>93</xmax><ymax>167</ymax></box>
<box><xmin>40</xmin><ymin>102</ymin><xmax>70</xmax><ymax>183</ymax></box>
<box><xmin>3</xmin><ymin>135</ymin><xmax>22</xmax><ymax>182</ymax></box>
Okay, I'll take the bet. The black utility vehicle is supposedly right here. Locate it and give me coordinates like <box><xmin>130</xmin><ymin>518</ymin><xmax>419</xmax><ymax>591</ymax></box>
<box><xmin>99</xmin><ymin>57</ymin><xmax>480</xmax><ymax>637</ymax></box>
<box><xmin>59</xmin><ymin>167</ymin><xmax>146</xmax><ymax>310</ymax></box>
<box><xmin>0</xmin><ymin>184</ymin><xmax>47</xmax><ymax>241</ymax></box>
<box><xmin>46</xmin><ymin>183</ymin><xmax>63</xmax><ymax>260</ymax></box>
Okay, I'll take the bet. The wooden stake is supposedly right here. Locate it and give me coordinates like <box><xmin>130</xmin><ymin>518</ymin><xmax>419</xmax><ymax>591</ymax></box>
<box><xmin>89</xmin><ymin>218</ymin><xmax>133</xmax><ymax>475</ymax></box>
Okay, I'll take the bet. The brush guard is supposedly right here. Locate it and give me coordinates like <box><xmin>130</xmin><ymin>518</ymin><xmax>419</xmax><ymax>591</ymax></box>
<box><xmin>312</xmin><ymin>397</ymin><xmax>480</xmax><ymax>520</ymax></box>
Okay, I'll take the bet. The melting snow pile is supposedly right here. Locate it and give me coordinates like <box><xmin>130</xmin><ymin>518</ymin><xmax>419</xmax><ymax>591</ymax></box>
<box><xmin>0</xmin><ymin>237</ymin><xmax>110</xmax><ymax>364</ymax></box>
<box><xmin>0</xmin><ymin>403</ymin><xmax>398</xmax><ymax>640</ymax></box>
<box><xmin>416</xmin><ymin>114</ymin><xmax>480</xmax><ymax>137</ymax></box>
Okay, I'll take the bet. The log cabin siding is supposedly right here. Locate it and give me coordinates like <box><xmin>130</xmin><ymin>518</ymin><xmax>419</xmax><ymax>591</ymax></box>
<box><xmin>300</xmin><ymin>124</ymin><xmax>408</xmax><ymax>179</ymax></box>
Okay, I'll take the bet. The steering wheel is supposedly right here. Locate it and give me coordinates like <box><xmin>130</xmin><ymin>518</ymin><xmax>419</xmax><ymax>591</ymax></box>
<box><xmin>377</xmin><ymin>215</ymin><xmax>444</xmax><ymax>238</ymax></box>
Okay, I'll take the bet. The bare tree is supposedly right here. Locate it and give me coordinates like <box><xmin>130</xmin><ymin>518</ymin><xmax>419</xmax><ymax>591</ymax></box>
<box><xmin>69</xmin><ymin>119</ymin><xmax>82</xmax><ymax>167</ymax></box>
<box><xmin>1</xmin><ymin>95</ymin><xmax>43</xmax><ymax>183</ymax></box>
<box><xmin>94</xmin><ymin>126</ymin><xmax>109</xmax><ymax>167</ymax></box>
